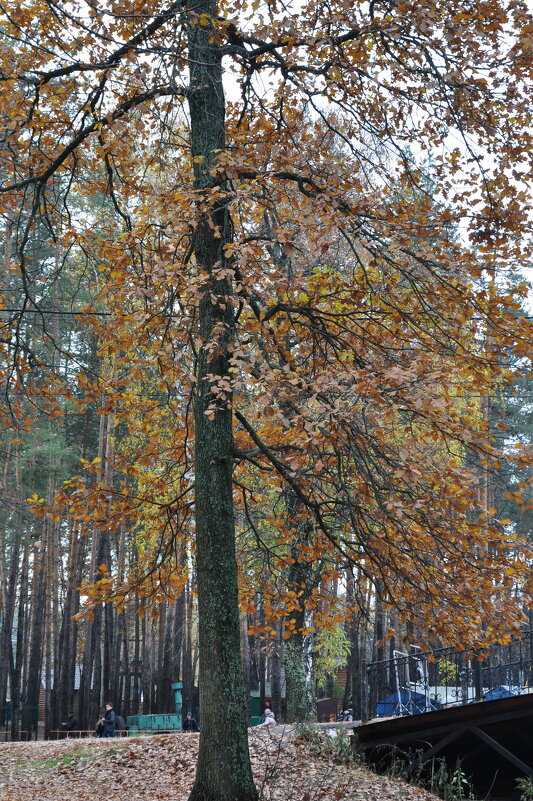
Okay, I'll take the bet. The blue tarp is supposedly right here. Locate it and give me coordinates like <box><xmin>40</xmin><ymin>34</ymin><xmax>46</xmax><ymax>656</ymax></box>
<box><xmin>376</xmin><ymin>688</ymin><xmax>442</xmax><ymax>717</ymax></box>
<box><xmin>482</xmin><ymin>685</ymin><xmax>515</xmax><ymax>701</ymax></box>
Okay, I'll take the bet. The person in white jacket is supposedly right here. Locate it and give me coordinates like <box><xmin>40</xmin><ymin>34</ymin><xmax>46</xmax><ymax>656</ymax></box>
<box><xmin>261</xmin><ymin>708</ymin><xmax>276</xmax><ymax>726</ymax></box>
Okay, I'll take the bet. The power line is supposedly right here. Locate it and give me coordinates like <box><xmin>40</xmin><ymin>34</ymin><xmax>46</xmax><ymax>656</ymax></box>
<box><xmin>0</xmin><ymin>308</ymin><xmax>110</xmax><ymax>316</ymax></box>
<box><xmin>0</xmin><ymin>307</ymin><xmax>532</xmax><ymax>320</ymax></box>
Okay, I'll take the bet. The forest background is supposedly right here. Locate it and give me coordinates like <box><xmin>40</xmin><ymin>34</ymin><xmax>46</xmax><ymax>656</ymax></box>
<box><xmin>0</xmin><ymin>1</ymin><xmax>533</xmax><ymax>800</ymax></box>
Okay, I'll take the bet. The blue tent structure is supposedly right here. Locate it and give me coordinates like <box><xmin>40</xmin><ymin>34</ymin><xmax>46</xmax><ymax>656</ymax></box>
<box><xmin>376</xmin><ymin>688</ymin><xmax>442</xmax><ymax>717</ymax></box>
<box><xmin>482</xmin><ymin>685</ymin><xmax>515</xmax><ymax>701</ymax></box>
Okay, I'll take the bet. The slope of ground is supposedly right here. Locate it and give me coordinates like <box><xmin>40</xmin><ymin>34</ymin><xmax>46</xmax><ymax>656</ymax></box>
<box><xmin>0</xmin><ymin>727</ymin><xmax>440</xmax><ymax>801</ymax></box>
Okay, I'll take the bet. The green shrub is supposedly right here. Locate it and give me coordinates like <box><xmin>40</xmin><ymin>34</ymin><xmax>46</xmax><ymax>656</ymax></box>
<box><xmin>516</xmin><ymin>776</ymin><xmax>533</xmax><ymax>801</ymax></box>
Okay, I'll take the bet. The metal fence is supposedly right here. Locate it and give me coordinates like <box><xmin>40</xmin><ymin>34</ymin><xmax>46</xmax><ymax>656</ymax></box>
<box><xmin>366</xmin><ymin>631</ymin><xmax>533</xmax><ymax>720</ymax></box>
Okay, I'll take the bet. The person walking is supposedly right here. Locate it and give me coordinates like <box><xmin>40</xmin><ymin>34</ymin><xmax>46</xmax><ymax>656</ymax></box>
<box><xmin>102</xmin><ymin>702</ymin><xmax>116</xmax><ymax>737</ymax></box>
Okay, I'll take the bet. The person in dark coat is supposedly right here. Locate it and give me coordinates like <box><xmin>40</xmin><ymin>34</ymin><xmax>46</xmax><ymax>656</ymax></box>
<box><xmin>62</xmin><ymin>712</ymin><xmax>78</xmax><ymax>731</ymax></box>
<box><xmin>115</xmin><ymin>713</ymin><xmax>126</xmax><ymax>736</ymax></box>
<box><xmin>102</xmin><ymin>702</ymin><xmax>116</xmax><ymax>737</ymax></box>
<box><xmin>182</xmin><ymin>712</ymin><xmax>199</xmax><ymax>732</ymax></box>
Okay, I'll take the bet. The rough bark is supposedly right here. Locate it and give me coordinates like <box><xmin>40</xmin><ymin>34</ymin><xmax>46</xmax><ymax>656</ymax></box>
<box><xmin>172</xmin><ymin>563</ymin><xmax>186</xmax><ymax>691</ymax></box>
<box><xmin>131</xmin><ymin>603</ymin><xmax>141</xmax><ymax>716</ymax></box>
<box><xmin>56</xmin><ymin>523</ymin><xmax>82</xmax><ymax>727</ymax></box>
<box><xmin>284</xmin><ymin>623</ymin><xmax>315</xmax><ymax>723</ymax></box>
<box><xmin>270</xmin><ymin>621</ymin><xmax>283</xmax><ymax>723</ymax></box>
<box><xmin>283</xmin><ymin>491</ymin><xmax>316</xmax><ymax>723</ymax></box>
<box><xmin>241</xmin><ymin>613</ymin><xmax>251</xmax><ymax>725</ymax></box>
<box><xmin>187</xmin><ymin>0</ymin><xmax>257</xmax><ymax>796</ymax></box>
<box><xmin>182</xmin><ymin>577</ymin><xmax>194</xmax><ymax>715</ymax></box>
<box><xmin>0</xmin><ymin>528</ymin><xmax>20</xmax><ymax>730</ymax></box>
<box><xmin>11</xmin><ymin>542</ymin><xmax>29</xmax><ymax>740</ymax></box>
<box><xmin>159</xmin><ymin>602</ymin><xmax>174</xmax><ymax>713</ymax></box>
<box><xmin>22</xmin><ymin>539</ymin><xmax>46</xmax><ymax>739</ymax></box>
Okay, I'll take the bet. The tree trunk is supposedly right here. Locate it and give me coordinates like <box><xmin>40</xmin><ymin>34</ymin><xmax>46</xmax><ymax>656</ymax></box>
<box><xmin>141</xmin><ymin>615</ymin><xmax>151</xmax><ymax>714</ymax></box>
<box><xmin>79</xmin><ymin>581</ymin><xmax>103</xmax><ymax>730</ymax></box>
<box><xmin>182</xmin><ymin>577</ymin><xmax>194</xmax><ymax>715</ymax></box>
<box><xmin>172</xmin><ymin>562</ymin><xmax>186</xmax><ymax>691</ymax></box>
<box><xmin>258</xmin><ymin>600</ymin><xmax>266</xmax><ymax>712</ymax></box>
<box><xmin>187</xmin><ymin>1</ymin><xmax>256</xmax><ymax>796</ymax></box>
<box><xmin>241</xmin><ymin>612</ymin><xmax>251</xmax><ymax>725</ymax></box>
<box><xmin>346</xmin><ymin>570</ymin><xmax>366</xmax><ymax>721</ymax></box>
<box><xmin>11</xmin><ymin>541</ymin><xmax>30</xmax><ymax>740</ymax></box>
<box><xmin>113</xmin><ymin>523</ymin><xmax>127</xmax><ymax>715</ymax></box>
<box><xmin>0</xmin><ymin>528</ymin><xmax>20</xmax><ymax>734</ymax></box>
<box><xmin>270</xmin><ymin>621</ymin><xmax>283</xmax><ymax>723</ymax></box>
<box><xmin>160</xmin><ymin>602</ymin><xmax>175</xmax><ymax>713</ymax></box>
<box><xmin>132</xmin><ymin>603</ymin><xmax>141</xmax><ymax>716</ymax></box>
<box><xmin>77</xmin><ymin>355</ymin><xmax>103</xmax><ymax>732</ymax></box>
<box><xmin>57</xmin><ymin>522</ymin><xmax>82</xmax><ymax>730</ymax></box>
<box><xmin>44</xmin><ymin>516</ymin><xmax>54</xmax><ymax>739</ymax></box>
<box><xmin>283</xmin><ymin>492</ymin><xmax>316</xmax><ymax>723</ymax></box>
<box><xmin>22</xmin><ymin>538</ymin><xmax>47</xmax><ymax>739</ymax></box>
<box><xmin>284</xmin><ymin>621</ymin><xmax>315</xmax><ymax>723</ymax></box>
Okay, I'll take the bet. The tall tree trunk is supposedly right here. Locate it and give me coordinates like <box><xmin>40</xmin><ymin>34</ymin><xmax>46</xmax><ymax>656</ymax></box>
<box><xmin>155</xmin><ymin>603</ymin><xmax>166</xmax><ymax>710</ymax></box>
<box><xmin>0</xmin><ymin>442</ymin><xmax>15</xmax><ymax>731</ymax></box>
<box><xmin>241</xmin><ymin>612</ymin><xmax>251</xmax><ymax>724</ymax></box>
<box><xmin>182</xmin><ymin>577</ymin><xmax>194</xmax><ymax>715</ymax></box>
<box><xmin>141</xmin><ymin>615</ymin><xmax>151</xmax><ymax>714</ymax></box>
<box><xmin>187</xmin><ymin>1</ymin><xmax>256</xmax><ymax>796</ymax></box>
<box><xmin>22</xmin><ymin>538</ymin><xmax>47</xmax><ymax>739</ymax></box>
<box><xmin>373</xmin><ymin>586</ymin><xmax>384</xmax><ymax>665</ymax></box>
<box><xmin>172</xmin><ymin>564</ymin><xmax>186</xmax><ymax>689</ymax></box>
<box><xmin>283</xmin><ymin>492</ymin><xmax>316</xmax><ymax>723</ymax></box>
<box><xmin>284</xmin><ymin>622</ymin><xmax>315</xmax><ymax>722</ymax></box>
<box><xmin>47</xmin><ymin>434</ymin><xmax>62</xmax><ymax>738</ymax></box>
<box><xmin>132</xmin><ymin>600</ymin><xmax>141</xmax><ymax>716</ymax></box>
<box><xmin>258</xmin><ymin>598</ymin><xmax>266</xmax><ymax>712</ymax></box>
<box><xmin>160</xmin><ymin>602</ymin><xmax>175</xmax><ymax>713</ymax></box>
<box><xmin>113</xmin><ymin>524</ymin><xmax>127</xmax><ymax>716</ymax></box>
<box><xmin>78</xmin><ymin>536</ymin><xmax>104</xmax><ymax>731</ymax></box>
<box><xmin>0</xmin><ymin>528</ymin><xmax>20</xmax><ymax>734</ymax></box>
<box><xmin>346</xmin><ymin>571</ymin><xmax>366</xmax><ymax>722</ymax></box>
<box><xmin>103</xmin><ymin>596</ymin><xmax>114</xmax><ymax>705</ymax></box>
<box><xmin>120</xmin><ymin>611</ymin><xmax>130</xmax><ymax>719</ymax></box>
<box><xmin>270</xmin><ymin>621</ymin><xmax>283</xmax><ymax>723</ymax></box>
<box><xmin>57</xmin><ymin>522</ymin><xmax>82</xmax><ymax>730</ymax></box>
<box><xmin>77</xmin><ymin>347</ymin><xmax>102</xmax><ymax>732</ymax></box>
<box><xmin>44</xmin><ymin>516</ymin><xmax>54</xmax><ymax>739</ymax></box>
<box><xmin>11</xmin><ymin>541</ymin><xmax>29</xmax><ymax>740</ymax></box>
<box><xmin>100</xmin><ymin>410</ymin><xmax>114</xmax><ymax>706</ymax></box>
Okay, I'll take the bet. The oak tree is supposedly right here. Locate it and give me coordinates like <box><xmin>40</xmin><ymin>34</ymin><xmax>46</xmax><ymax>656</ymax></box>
<box><xmin>2</xmin><ymin>2</ymin><xmax>533</xmax><ymax>799</ymax></box>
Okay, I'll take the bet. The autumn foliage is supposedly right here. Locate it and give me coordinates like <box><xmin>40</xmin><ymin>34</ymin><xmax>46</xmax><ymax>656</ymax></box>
<box><xmin>1</xmin><ymin>3</ymin><xmax>533</xmax><ymax>792</ymax></box>
<box><xmin>1</xmin><ymin>0</ymin><xmax>532</xmax><ymax>644</ymax></box>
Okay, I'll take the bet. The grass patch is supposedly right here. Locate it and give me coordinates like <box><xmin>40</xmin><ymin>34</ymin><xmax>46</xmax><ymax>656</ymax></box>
<box><xmin>13</xmin><ymin>743</ymin><xmax>127</xmax><ymax>772</ymax></box>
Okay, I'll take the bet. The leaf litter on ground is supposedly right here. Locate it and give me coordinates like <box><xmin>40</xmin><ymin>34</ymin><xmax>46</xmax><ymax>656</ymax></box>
<box><xmin>0</xmin><ymin>726</ymin><xmax>440</xmax><ymax>801</ymax></box>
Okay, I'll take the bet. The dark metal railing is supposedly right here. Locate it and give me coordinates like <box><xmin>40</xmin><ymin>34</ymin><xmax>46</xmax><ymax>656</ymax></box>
<box><xmin>366</xmin><ymin>630</ymin><xmax>533</xmax><ymax>720</ymax></box>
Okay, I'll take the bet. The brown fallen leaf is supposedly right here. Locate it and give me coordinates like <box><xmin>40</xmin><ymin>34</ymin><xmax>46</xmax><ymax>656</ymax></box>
<box><xmin>0</xmin><ymin>728</ymin><xmax>441</xmax><ymax>801</ymax></box>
